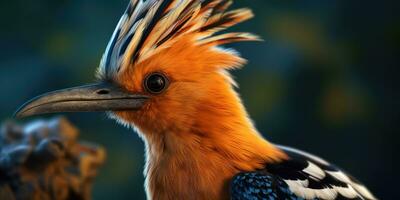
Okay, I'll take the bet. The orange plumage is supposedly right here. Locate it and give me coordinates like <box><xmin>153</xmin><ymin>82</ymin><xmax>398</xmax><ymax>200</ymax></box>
<box><xmin>96</xmin><ymin>0</ymin><xmax>287</xmax><ymax>198</ymax></box>
<box><xmin>113</xmin><ymin>34</ymin><xmax>286</xmax><ymax>199</ymax></box>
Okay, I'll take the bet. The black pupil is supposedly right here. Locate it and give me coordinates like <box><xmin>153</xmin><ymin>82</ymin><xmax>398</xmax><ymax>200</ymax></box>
<box><xmin>146</xmin><ymin>74</ymin><xmax>165</xmax><ymax>93</ymax></box>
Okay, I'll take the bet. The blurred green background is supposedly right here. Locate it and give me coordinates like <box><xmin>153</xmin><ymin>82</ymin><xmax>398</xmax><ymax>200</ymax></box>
<box><xmin>0</xmin><ymin>0</ymin><xmax>398</xmax><ymax>199</ymax></box>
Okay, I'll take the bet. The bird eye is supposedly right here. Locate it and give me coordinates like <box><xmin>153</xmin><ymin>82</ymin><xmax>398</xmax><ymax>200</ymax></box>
<box><xmin>144</xmin><ymin>72</ymin><xmax>169</xmax><ymax>94</ymax></box>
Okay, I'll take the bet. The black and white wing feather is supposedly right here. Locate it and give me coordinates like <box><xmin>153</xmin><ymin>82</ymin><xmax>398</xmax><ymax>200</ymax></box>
<box><xmin>230</xmin><ymin>145</ymin><xmax>377</xmax><ymax>200</ymax></box>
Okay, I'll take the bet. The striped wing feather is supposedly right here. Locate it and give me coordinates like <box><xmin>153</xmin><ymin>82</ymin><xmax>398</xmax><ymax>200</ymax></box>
<box><xmin>231</xmin><ymin>145</ymin><xmax>377</xmax><ymax>200</ymax></box>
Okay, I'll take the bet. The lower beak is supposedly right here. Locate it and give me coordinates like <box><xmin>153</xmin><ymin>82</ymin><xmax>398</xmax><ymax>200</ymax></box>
<box><xmin>14</xmin><ymin>82</ymin><xmax>149</xmax><ymax>118</ymax></box>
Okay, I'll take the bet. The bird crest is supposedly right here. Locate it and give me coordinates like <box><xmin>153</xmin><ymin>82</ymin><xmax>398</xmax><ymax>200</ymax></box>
<box><xmin>98</xmin><ymin>0</ymin><xmax>259</xmax><ymax>80</ymax></box>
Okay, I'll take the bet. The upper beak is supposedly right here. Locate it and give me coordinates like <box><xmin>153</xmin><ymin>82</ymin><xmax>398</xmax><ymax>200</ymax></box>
<box><xmin>14</xmin><ymin>82</ymin><xmax>149</xmax><ymax>118</ymax></box>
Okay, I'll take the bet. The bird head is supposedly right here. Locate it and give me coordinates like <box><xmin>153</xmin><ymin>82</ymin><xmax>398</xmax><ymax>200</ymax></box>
<box><xmin>15</xmin><ymin>0</ymin><xmax>260</xmax><ymax>136</ymax></box>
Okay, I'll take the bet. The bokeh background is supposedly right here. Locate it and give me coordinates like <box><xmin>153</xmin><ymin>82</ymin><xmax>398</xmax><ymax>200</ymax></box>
<box><xmin>0</xmin><ymin>0</ymin><xmax>398</xmax><ymax>199</ymax></box>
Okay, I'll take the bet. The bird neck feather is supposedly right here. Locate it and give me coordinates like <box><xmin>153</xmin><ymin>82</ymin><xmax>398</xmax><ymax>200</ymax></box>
<box><xmin>139</xmin><ymin>75</ymin><xmax>287</xmax><ymax>199</ymax></box>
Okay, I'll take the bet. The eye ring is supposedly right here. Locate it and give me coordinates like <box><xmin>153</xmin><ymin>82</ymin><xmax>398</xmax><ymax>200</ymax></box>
<box><xmin>144</xmin><ymin>72</ymin><xmax>169</xmax><ymax>94</ymax></box>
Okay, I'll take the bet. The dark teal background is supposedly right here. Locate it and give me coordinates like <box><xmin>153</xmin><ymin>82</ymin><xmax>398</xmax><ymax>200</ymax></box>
<box><xmin>0</xmin><ymin>0</ymin><xmax>398</xmax><ymax>199</ymax></box>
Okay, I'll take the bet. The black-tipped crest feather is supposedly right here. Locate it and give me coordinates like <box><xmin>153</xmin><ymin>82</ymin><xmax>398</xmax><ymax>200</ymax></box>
<box><xmin>99</xmin><ymin>0</ymin><xmax>258</xmax><ymax>79</ymax></box>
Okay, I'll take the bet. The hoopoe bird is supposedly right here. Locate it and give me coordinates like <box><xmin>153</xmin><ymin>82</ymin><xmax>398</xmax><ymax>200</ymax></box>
<box><xmin>15</xmin><ymin>0</ymin><xmax>376</xmax><ymax>199</ymax></box>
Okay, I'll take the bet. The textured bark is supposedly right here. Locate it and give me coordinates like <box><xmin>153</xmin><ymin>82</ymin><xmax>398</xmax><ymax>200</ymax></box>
<box><xmin>0</xmin><ymin>117</ymin><xmax>105</xmax><ymax>200</ymax></box>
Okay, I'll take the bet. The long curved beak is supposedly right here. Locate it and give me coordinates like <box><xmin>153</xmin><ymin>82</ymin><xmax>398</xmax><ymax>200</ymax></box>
<box><xmin>14</xmin><ymin>82</ymin><xmax>149</xmax><ymax>118</ymax></box>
